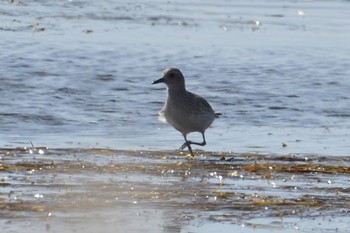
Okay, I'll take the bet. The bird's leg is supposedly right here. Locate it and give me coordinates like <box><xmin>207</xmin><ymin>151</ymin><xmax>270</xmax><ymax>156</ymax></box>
<box><xmin>186</xmin><ymin>144</ymin><xmax>194</xmax><ymax>157</ymax></box>
<box><xmin>180</xmin><ymin>132</ymin><xmax>206</xmax><ymax>148</ymax></box>
<box><xmin>180</xmin><ymin>135</ymin><xmax>194</xmax><ymax>157</ymax></box>
<box><xmin>179</xmin><ymin>133</ymin><xmax>207</xmax><ymax>157</ymax></box>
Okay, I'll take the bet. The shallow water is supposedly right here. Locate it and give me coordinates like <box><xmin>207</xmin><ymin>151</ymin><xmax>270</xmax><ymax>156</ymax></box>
<box><xmin>1</xmin><ymin>148</ymin><xmax>350</xmax><ymax>233</ymax></box>
<box><xmin>1</xmin><ymin>0</ymin><xmax>350</xmax><ymax>232</ymax></box>
<box><xmin>1</xmin><ymin>0</ymin><xmax>350</xmax><ymax>155</ymax></box>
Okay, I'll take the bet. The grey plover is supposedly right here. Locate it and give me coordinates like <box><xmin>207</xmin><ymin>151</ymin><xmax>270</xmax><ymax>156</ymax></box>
<box><xmin>152</xmin><ymin>67</ymin><xmax>220</xmax><ymax>156</ymax></box>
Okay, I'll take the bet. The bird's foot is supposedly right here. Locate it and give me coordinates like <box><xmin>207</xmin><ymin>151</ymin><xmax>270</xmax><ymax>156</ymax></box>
<box><xmin>179</xmin><ymin>142</ymin><xmax>195</xmax><ymax>157</ymax></box>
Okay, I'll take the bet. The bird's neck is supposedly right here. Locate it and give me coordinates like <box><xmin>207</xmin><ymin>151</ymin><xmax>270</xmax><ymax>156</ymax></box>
<box><xmin>167</xmin><ymin>86</ymin><xmax>186</xmax><ymax>97</ymax></box>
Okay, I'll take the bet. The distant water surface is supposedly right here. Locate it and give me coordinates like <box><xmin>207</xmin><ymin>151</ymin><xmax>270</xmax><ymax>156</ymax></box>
<box><xmin>1</xmin><ymin>0</ymin><xmax>350</xmax><ymax>155</ymax></box>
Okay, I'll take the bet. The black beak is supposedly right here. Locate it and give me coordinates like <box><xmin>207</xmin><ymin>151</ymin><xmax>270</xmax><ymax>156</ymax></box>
<box><xmin>152</xmin><ymin>77</ymin><xmax>165</xmax><ymax>84</ymax></box>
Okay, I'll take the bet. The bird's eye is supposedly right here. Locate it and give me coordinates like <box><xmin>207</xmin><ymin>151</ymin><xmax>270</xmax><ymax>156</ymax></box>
<box><xmin>169</xmin><ymin>73</ymin><xmax>175</xmax><ymax>78</ymax></box>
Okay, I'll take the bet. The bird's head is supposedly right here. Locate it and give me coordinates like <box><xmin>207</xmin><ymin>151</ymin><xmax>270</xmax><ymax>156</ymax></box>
<box><xmin>152</xmin><ymin>68</ymin><xmax>185</xmax><ymax>89</ymax></box>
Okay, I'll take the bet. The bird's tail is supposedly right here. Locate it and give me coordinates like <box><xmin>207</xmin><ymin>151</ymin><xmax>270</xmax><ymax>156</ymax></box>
<box><xmin>215</xmin><ymin>112</ymin><xmax>222</xmax><ymax>118</ymax></box>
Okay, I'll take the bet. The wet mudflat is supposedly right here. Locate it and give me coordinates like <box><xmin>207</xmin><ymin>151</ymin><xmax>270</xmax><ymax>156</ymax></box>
<box><xmin>1</xmin><ymin>147</ymin><xmax>349</xmax><ymax>233</ymax></box>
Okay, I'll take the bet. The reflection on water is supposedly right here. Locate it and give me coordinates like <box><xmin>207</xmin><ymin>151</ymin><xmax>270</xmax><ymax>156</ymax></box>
<box><xmin>1</xmin><ymin>148</ymin><xmax>350</xmax><ymax>233</ymax></box>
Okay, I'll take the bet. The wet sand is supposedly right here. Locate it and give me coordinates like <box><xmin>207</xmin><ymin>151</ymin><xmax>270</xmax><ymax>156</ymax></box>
<box><xmin>1</xmin><ymin>147</ymin><xmax>349</xmax><ymax>233</ymax></box>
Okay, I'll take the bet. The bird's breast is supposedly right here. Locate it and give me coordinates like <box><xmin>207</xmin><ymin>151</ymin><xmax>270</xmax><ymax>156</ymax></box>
<box><xmin>163</xmin><ymin>97</ymin><xmax>215</xmax><ymax>134</ymax></box>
